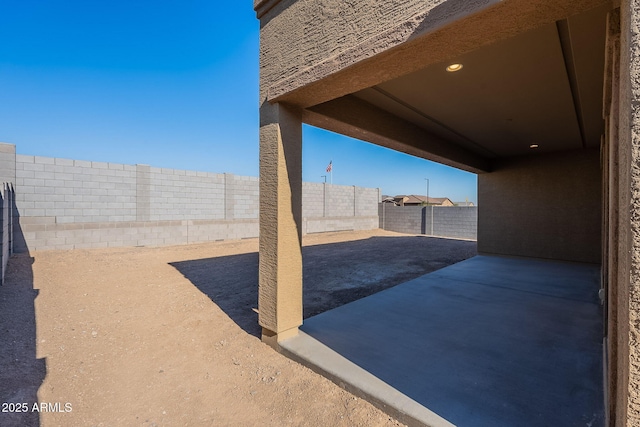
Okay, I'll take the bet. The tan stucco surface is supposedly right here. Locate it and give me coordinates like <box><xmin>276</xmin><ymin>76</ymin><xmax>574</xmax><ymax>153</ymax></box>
<box><xmin>258</xmin><ymin>103</ymin><xmax>303</xmax><ymax>340</ymax></box>
<box><xmin>622</xmin><ymin>0</ymin><xmax>640</xmax><ymax>422</ymax></box>
<box><xmin>258</xmin><ymin>0</ymin><xmax>609</xmax><ymax>109</ymax></box>
<box><xmin>478</xmin><ymin>149</ymin><xmax>602</xmax><ymax>264</ymax></box>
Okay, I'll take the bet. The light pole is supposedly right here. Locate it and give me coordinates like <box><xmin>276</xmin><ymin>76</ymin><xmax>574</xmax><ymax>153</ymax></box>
<box><xmin>424</xmin><ymin>178</ymin><xmax>429</xmax><ymax>206</ymax></box>
<box><xmin>321</xmin><ymin>175</ymin><xmax>327</xmax><ymax>183</ymax></box>
<box><xmin>425</xmin><ymin>178</ymin><xmax>432</xmax><ymax>235</ymax></box>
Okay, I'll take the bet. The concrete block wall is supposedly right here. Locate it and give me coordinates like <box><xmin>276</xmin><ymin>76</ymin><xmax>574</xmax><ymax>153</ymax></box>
<box><xmin>356</xmin><ymin>187</ymin><xmax>379</xmax><ymax>217</ymax></box>
<box><xmin>304</xmin><ymin>216</ymin><xmax>379</xmax><ymax>234</ymax></box>
<box><xmin>301</xmin><ymin>183</ymin><xmax>379</xmax><ymax>233</ymax></box>
<box><xmin>326</xmin><ymin>185</ymin><xmax>355</xmax><ymax>217</ymax></box>
<box><xmin>147</xmin><ymin>166</ymin><xmax>225</xmax><ymax>221</ymax></box>
<box><xmin>0</xmin><ymin>145</ymin><xmax>16</xmax><ymax>186</ymax></box>
<box><xmin>15</xmin><ymin>155</ymin><xmax>137</xmax><ymax>223</ymax></box>
<box><xmin>0</xmin><ymin>184</ymin><xmax>14</xmax><ymax>284</ymax></box>
<box><xmin>302</xmin><ymin>182</ymin><xmax>325</xmax><ymax>217</ymax></box>
<box><xmin>379</xmin><ymin>205</ymin><xmax>425</xmax><ymax>234</ymax></box>
<box><xmin>302</xmin><ymin>182</ymin><xmax>379</xmax><ymax>218</ymax></box>
<box><xmin>228</xmin><ymin>174</ymin><xmax>259</xmax><ymax>219</ymax></box>
<box><xmin>379</xmin><ymin>204</ymin><xmax>477</xmax><ymax>240</ymax></box>
<box><xmin>0</xmin><ymin>143</ymin><xmax>380</xmax><ymax>252</ymax></box>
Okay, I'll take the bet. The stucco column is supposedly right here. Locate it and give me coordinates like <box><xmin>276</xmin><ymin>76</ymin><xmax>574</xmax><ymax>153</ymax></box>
<box><xmin>258</xmin><ymin>101</ymin><xmax>303</xmax><ymax>347</ymax></box>
<box><xmin>616</xmin><ymin>1</ymin><xmax>640</xmax><ymax>424</ymax></box>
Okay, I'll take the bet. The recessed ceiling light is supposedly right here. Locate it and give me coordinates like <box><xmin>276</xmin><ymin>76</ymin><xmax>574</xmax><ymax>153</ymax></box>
<box><xmin>446</xmin><ymin>63</ymin><xmax>463</xmax><ymax>72</ymax></box>
<box><xmin>530</xmin><ymin>144</ymin><xmax>539</xmax><ymax>149</ymax></box>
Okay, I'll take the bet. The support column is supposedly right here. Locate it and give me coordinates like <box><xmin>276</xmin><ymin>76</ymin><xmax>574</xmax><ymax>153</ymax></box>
<box><xmin>258</xmin><ymin>102</ymin><xmax>303</xmax><ymax>347</ymax></box>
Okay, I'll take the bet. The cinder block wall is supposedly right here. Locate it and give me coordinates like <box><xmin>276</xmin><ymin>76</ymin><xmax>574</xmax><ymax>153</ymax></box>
<box><xmin>379</xmin><ymin>204</ymin><xmax>477</xmax><ymax>240</ymax></box>
<box><xmin>0</xmin><ymin>143</ymin><xmax>379</xmax><ymax>252</ymax></box>
<box><xmin>379</xmin><ymin>205</ymin><xmax>425</xmax><ymax>234</ymax></box>
<box><xmin>302</xmin><ymin>183</ymin><xmax>379</xmax><ymax>234</ymax></box>
<box><xmin>0</xmin><ymin>185</ymin><xmax>13</xmax><ymax>284</ymax></box>
<box><xmin>16</xmin><ymin>155</ymin><xmax>138</xmax><ymax>223</ymax></box>
<box><xmin>146</xmin><ymin>167</ymin><xmax>226</xmax><ymax>221</ymax></box>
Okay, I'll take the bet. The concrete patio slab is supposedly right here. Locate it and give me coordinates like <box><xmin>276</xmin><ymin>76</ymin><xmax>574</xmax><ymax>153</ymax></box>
<box><xmin>281</xmin><ymin>255</ymin><xmax>604</xmax><ymax>426</ymax></box>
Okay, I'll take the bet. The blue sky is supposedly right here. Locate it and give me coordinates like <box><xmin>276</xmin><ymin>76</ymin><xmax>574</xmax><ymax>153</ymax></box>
<box><xmin>0</xmin><ymin>1</ymin><xmax>477</xmax><ymax>203</ymax></box>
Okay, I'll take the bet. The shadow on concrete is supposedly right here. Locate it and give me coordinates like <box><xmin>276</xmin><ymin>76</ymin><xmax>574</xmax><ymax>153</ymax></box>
<box><xmin>170</xmin><ymin>235</ymin><xmax>476</xmax><ymax>338</ymax></box>
<box><xmin>0</xmin><ymin>252</ymin><xmax>46</xmax><ymax>427</ymax></box>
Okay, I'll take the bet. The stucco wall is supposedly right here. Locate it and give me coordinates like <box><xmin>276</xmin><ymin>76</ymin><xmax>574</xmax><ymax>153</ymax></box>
<box><xmin>259</xmin><ymin>0</ymin><xmax>437</xmax><ymax>91</ymax></box>
<box><xmin>258</xmin><ymin>0</ymin><xmax>499</xmax><ymax>105</ymax></box>
<box><xmin>620</xmin><ymin>0</ymin><xmax>640</xmax><ymax>422</ymax></box>
<box><xmin>478</xmin><ymin>148</ymin><xmax>601</xmax><ymax>263</ymax></box>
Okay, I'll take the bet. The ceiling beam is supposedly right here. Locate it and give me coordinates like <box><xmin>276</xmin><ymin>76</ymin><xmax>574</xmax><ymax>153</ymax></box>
<box><xmin>557</xmin><ymin>19</ymin><xmax>588</xmax><ymax>148</ymax></box>
<box><xmin>302</xmin><ymin>95</ymin><xmax>490</xmax><ymax>173</ymax></box>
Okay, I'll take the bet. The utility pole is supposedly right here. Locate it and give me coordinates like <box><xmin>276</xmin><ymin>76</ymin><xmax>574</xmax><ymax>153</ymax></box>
<box><xmin>424</xmin><ymin>178</ymin><xmax>429</xmax><ymax>206</ymax></box>
<box><xmin>425</xmin><ymin>178</ymin><xmax>434</xmax><ymax>235</ymax></box>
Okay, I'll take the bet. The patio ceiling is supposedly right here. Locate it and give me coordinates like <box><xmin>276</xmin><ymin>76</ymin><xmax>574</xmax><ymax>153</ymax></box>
<box><xmin>349</xmin><ymin>5</ymin><xmax>608</xmax><ymax>159</ymax></box>
<box><xmin>299</xmin><ymin>4</ymin><xmax>610</xmax><ymax>171</ymax></box>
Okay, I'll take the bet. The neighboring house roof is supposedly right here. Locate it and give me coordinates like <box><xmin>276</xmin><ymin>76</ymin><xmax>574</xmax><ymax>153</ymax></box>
<box><xmin>393</xmin><ymin>195</ymin><xmax>454</xmax><ymax>206</ymax></box>
<box><xmin>381</xmin><ymin>196</ymin><xmax>397</xmax><ymax>204</ymax></box>
<box><xmin>454</xmin><ymin>201</ymin><xmax>475</xmax><ymax>207</ymax></box>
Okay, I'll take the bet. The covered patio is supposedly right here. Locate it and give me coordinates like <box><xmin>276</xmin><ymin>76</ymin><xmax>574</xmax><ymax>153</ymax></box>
<box><xmin>254</xmin><ymin>0</ymin><xmax>639</xmax><ymax>424</ymax></box>
<box><xmin>282</xmin><ymin>255</ymin><xmax>603</xmax><ymax>426</ymax></box>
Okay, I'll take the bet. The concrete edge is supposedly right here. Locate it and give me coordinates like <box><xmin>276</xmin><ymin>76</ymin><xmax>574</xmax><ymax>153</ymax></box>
<box><xmin>278</xmin><ymin>331</ymin><xmax>455</xmax><ymax>427</ymax></box>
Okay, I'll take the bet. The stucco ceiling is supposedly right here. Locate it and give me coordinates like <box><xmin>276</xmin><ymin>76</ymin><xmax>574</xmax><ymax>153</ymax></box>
<box><xmin>351</xmin><ymin>4</ymin><xmax>609</xmax><ymax>158</ymax></box>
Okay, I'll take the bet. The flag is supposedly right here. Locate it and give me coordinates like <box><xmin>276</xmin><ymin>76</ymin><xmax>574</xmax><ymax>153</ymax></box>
<box><xmin>326</xmin><ymin>161</ymin><xmax>332</xmax><ymax>173</ymax></box>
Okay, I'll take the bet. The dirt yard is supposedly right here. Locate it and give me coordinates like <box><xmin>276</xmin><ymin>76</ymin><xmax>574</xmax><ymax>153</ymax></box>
<box><xmin>0</xmin><ymin>229</ymin><xmax>476</xmax><ymax>427</ymax></box>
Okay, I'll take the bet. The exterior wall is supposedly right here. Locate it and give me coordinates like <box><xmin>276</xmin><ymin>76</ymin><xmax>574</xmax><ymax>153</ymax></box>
<box><xmin>478</xmin><ymin>148</ymin><xmax>601</xmax><ymax>263</ymax></box>
<box><xmin>615</xmin><ymin>1</ymin><xmax>639</xmax><ymax>423</ymax></box>
<box><xmin>0</xmin><ymin>146</ymin><xmax>379</xmax><ymax>252</ymax></box>
<box><xmin>379</xmin><ymin>204</ymin><xmax>477</xmax><ymax>240</ymax></box>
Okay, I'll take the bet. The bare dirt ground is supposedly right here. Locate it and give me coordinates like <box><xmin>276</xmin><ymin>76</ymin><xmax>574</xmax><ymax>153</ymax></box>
<box><xmin>0</xmin><ymin>229</ymin><xmax>476</xmax><ymax>427</ymax></box>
